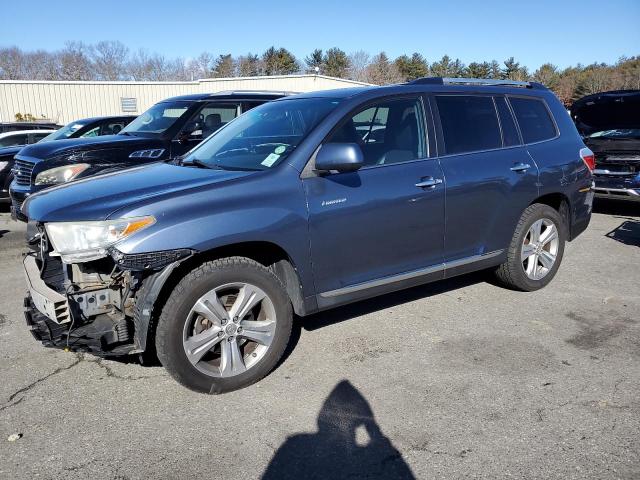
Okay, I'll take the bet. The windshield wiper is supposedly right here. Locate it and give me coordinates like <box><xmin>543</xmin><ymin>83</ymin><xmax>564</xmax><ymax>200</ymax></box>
<box><xmin>183</xmin><ymin>158</ymin><xmax>215</xmax><ymax>169</ymax></box>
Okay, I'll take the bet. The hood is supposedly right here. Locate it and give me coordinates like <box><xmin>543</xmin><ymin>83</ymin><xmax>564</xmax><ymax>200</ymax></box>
<box><xmin>17</xmin><ymin>134</ymin><xmax>161</xmax><ymax>161</ymax></box>
<box><xmin>24</xmin><ymin>162</ymin><xmax>253</xmax><ymax>222</ymax></box>
<box><xmin>571</xmin><ymin>90</ymin><xmax>640</xmax><ymax>136</ymax></box>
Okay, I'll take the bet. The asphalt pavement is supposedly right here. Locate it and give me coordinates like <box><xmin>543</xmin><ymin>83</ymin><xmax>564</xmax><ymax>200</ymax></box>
<box><xmin>0</xmin><ymin>200</ymin><xmax>638</xmax><ymax>479</ymax></box>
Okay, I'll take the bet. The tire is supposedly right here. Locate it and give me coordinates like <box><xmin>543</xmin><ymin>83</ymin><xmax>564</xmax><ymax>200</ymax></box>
<box><xmin>494</xmin><ymin>203</ymin><xmax>566</xmax><ymax>291</ymax></box>
<box><xmin>156</xmin><ymin>257</ymin><xmax>293</xmax><ymax>394</ymax></box>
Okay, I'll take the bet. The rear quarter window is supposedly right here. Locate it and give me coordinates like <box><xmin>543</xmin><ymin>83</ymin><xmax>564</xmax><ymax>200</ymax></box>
<box><xmin>509</xmin><ymin>97</ymin><xmax>557</xmax><ymax>144</ymax></box>
<box><xmin>435</xmin><ymin>95</ymin><xmax>502</xmax><ymax>155</ymax></box>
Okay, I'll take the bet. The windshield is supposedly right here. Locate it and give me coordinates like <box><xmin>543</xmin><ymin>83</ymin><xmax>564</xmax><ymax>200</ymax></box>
<box><xmin>183</xmin><ymin>98</ymin><xmax>340</xmax><ymax>171</ymax></box>
<box><xmin>120</xmin><ymin>101</ymin><xmax>192</xmax><ymax>135</ymax></box>
<box><xmin>40</xmin><ymin>121</ymin><xmax>90</xmax><ymax>141</ymax></box>
<box><xmin>588</xmin><ymin>129</ymin><xmax>640</xmax><ymax>139</ymax></box>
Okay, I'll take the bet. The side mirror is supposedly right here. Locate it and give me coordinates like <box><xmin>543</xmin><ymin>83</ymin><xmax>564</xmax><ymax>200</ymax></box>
<box><xmin>315</xmin><ymin>143</ymin><xmax>364</xmax><ymax>173</ymax></box>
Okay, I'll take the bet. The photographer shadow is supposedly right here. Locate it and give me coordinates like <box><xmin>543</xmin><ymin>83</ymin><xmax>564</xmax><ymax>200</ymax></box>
<box><xmin>262</xmin><ymin>380</ymin><xmax>415</xmax><ymax>480</ymax></box>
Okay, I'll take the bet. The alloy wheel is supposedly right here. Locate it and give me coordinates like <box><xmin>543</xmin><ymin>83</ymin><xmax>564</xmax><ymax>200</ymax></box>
<box><xmin>182</xmin><ymin>282</ymin><xmax>277</xmax><ymax>378</ymax></box>
<box><xmin>521</xmin><ymin>218</ymin><xmax>559</xmax><ymax>281</ymax></box>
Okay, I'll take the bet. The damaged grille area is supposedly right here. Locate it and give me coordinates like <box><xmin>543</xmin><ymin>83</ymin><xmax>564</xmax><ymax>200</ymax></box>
<box><xmin>593</xmin><ymin>153</ymin><xmax>640</xmax><ymax>179</ymax></box>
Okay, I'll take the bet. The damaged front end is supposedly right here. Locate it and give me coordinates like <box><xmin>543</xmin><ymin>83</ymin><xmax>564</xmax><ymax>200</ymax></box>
<box><xmin>572</xmin><ymin>90</ymin><xmax>640</xmax><ymax>201</ymax></box>
<box><xmin>23</xmin><ymin>221</ymin><xmax>191</xmax><ymax>356</ymax></box>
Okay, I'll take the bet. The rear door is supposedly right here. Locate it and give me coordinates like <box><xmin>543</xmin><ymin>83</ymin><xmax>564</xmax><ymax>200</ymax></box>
<box><xmin>433</xmin><ymin>94</ymin><xmax>538</xmax><ymax>264</ymax></box>
<box><xmin>303</xmin><ymin>95</ymin><xmax>445</xmax><ymax>302</ymax></box>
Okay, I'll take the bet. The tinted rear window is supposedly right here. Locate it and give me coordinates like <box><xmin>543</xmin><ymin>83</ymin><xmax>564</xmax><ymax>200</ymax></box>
<box><xmin>495</xmin><ymin>97</ymin><xmax>521</xmax><ymax>147</ymax></box>
<box><xmin>509</xmin><ymin>97</ymin><xmax>557</xmax><ymax>143</ymax></box>
<box><xmin>436</xmin><ymin>96</ymin><xmax>501</xmax><ymax>155</ymax></box>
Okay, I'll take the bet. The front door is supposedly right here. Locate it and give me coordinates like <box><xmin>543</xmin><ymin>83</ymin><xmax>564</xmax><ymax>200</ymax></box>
<box><xmin>171</xmin><ymin>102</ymin><xmax>240</xmax><ymax>157</ymax></box>
<box><xmin>303</xmin><ymin>96</ymin><xmax>445</xmax><ymax>301</ymax></box>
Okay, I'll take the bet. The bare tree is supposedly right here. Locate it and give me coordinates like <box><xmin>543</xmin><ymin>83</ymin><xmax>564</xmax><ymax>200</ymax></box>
<box><xmin>92</xmin><ymin>40</ymin><xmax>128</xmax><ymax>80</ymax></box>
<box><xmin>0</xmin><ymin>46</ymin><xmax>26</xmax><ymax>79</ymax></box>
<box><xmin>237</xmin><ymin>53</ymin><xmax>261</xmax><ymax>77</ymax></box>
<box><xmin>365</xmin><ymin>52</ymin><xmax>403</xmax><ymax>85</ymax></box>
<box><xmin>347</xmin><ymin>50</ymin><xmax>370</xmax><ymax>82</ymax></box>
<box><xmin>58</xmin><ymin>41</ymin><xmax>93</xmax><ymax>80</ymax></box>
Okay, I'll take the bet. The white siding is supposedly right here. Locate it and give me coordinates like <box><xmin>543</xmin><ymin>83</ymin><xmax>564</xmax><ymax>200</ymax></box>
<box><xmin>0</xmin><ymin>75</ymin><xmax>370</xmax><ymax>124</ymax></box>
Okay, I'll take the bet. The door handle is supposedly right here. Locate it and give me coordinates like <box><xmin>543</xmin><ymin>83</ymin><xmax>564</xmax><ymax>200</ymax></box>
<box><xmin>415</xmin><ymin>177</ymin><xmax>443</xmax><ymax>189</ymax></box>
<box><xmin>510</xmin><ymin>163</ymin><xmax>531</xmax><ymax>173</ymax></box>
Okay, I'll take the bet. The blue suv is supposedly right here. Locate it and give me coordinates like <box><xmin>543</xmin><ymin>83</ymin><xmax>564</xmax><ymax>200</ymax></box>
<box><xmin>21</xmin><ymin>78</ymin><xmax>593</xmax><ymax>393</ymax></box>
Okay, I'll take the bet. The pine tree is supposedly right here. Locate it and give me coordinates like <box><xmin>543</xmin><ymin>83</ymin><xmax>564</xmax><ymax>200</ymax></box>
<box><xmin>324</xmin><ymin>48</ymin><xmax>350</xmax><ymax>78</ymax></box>
<box><xmin>395</xmin><ymin>53</ymin><xmax>428</xmax><ymax>81</ymax></box>
<box><xmin>213</xmin><ymin>54</ymin><xmax>236</xmax><ymax>78</ymax></box>
<box><xmin>502</xmin><ymin>57</ymin><xmax>521</xmax><ymax>80</ymax></box>
<box><xmin>305</xmin><ymin>49</ymin><xmax>323</xmax><ymax>73</ymax></box>
<box><xmin>467</xmin><ymin>62</ymin><xmax>491</xmax><ymax>79</ymax></box>
<box><xmin>262</xmin><ymin>47</ymin><xmax>298</xmax><ymax>75</ymax></box>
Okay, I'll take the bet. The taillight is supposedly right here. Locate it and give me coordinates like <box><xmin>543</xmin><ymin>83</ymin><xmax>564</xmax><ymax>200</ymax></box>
<box><xmin>580</xmin><ymin>147</ymin><xmax>595</xmax><ymax>171</ymax></box>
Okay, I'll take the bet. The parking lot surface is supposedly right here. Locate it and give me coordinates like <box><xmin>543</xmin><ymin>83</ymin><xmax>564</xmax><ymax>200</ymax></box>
<box><xmin>0</xmin><ymin>201</ymin><xmax>638</xmax><ymax>479</ymax></box>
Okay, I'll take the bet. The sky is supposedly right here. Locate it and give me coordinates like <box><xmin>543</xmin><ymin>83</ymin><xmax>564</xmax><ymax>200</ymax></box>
<box><xmin>1</xmin><ymin>0</ymin><xmax>639</xmax><ymax>70</ymax></box>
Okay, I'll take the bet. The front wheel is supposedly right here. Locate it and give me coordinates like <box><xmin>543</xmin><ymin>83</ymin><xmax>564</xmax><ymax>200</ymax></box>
<box><xmin>494</xmin><ymin>203</ymin><xmax>566</xmax><ymax>291</ymax></box>
<box><xmin>155</xmin><ymin>257</ymin><xmax>293</xmax><ymax>394</ymax></box>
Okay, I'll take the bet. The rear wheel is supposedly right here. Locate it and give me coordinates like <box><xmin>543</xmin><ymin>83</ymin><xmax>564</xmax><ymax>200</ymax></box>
<box><xmin>156</xmin><ymin>257</ymin><xmax>292</xmax><ymax>394</ymax></box>
<box><xmin>495</xmin><ymin>203</ymin><xmax>566</xmax><ymax>291</ymax></box>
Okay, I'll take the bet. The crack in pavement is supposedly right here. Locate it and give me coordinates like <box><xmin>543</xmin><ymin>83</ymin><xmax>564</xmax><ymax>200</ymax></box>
<box><xmin>0</xmin><ymin>354</ymin><xmax>83</xmax><ymax>413</ymax></box>
<box><xmin>0</xmin><ymin>353</ymin><xmax>166</xmax><ymax>414</ymax></box>
<box><xmin>86</xmin><ymin>356</ymin><xmax>167</xmax><ymax>382</ymax></box>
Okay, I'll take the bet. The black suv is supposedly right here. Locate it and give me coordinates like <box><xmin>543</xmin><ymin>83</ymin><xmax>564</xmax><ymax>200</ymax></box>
<box><xmin>9</xmin><ymin>91</ymin><xmax>288</xmax><ymax>219</ymax></box>
<box><xmin>572</xmin><ymin>90</ymin><xmax>640</xmax><ymax>201</ymax></box>
<box><xmin>1</xmin><ymin>116</ymin><xmax>135</xmax><ymax>205</ymax></box>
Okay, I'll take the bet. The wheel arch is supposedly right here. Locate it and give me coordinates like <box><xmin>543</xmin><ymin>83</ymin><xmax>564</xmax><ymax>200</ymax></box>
<box><xmin>529</xmin><ymin>192</ymin><xmax>571</xmax><ymax>237</ymax></box>
<box><xmin>135</xmin><ymin>241</ymin><xmax>307</xmax><ymax>354</ymax></box>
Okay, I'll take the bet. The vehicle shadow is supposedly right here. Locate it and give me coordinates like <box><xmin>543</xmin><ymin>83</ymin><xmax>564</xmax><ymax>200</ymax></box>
<box><xmin>261</xmin><ymin>379</ymin><xmax>416</xmax><ymax>480</ymax></box>
<box><xmin>605</xmin><ymin>220</ymin><xmax>640</xmax><ymax>247</ymax></box>
<box><xmin>593</xmin><ymin>198</ymin><xmax>640</xmax><ymax>217</ymax></box>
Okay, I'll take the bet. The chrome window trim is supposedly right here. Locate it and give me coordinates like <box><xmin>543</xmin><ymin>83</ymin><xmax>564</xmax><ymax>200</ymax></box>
<box><xmin>319</xmin><ymin>250</ymin><xmax>503</xmax><ymax>298</ymax></box>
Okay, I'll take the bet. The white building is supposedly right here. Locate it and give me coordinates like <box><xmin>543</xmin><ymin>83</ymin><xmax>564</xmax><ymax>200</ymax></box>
<box><xmin>0</xmin><ymin>74</ymin><xmax>370</xmax><ymax>124</ymax></box>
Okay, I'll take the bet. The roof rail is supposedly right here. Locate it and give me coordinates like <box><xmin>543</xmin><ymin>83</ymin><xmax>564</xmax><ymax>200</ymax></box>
<box><xmin>408</xmin><ymin>77</ymin><xmax>545</xmax><ymax>89</ymax></box>
<box><xmin>213</xmin><ymin>89</ymin><xmax>298</xmax><ymax>96</ymax></box>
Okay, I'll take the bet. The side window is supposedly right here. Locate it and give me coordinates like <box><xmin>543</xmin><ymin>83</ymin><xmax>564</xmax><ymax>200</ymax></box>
<box><xmin>0</xmin><ymin>133</ymin><xmax>28</xmax><ymax>147</ymax></box>
<box><xmin>100</xmin><ymin>122</ymin><xmax>125</xmax><ymax>135</ymax></box>
<box><xmin>183</xmin><ymin>103</ymin><xmax>239</xmax><ymax>140</ymax></box>
<box><xmin>80</xmin><ymin>127</ymin><xmax>100</xmax><ymax>138</ymax></box>
<box><xmin>494</xmin><ymin>97</ymin><xmax>521</xmax><ymax>147</ymax></box>
<box><xmin>29</xmin><ymin>132</ymin><xmax>50</xmax><ymax>143</ymax></box>
<box><xmin>509</xmin><ymin>97</ymin><xmax>557</xmax><ymax>144</ymax></box>
<box><xmin>326</xmin><ymin>97</ymin><xmax>426</xmax><ymax>166</ymax></box>
<box><xmin>242</xmin><ymin>101</ymin><xmax>264</xmax><ymax>112</ymax></box>
<box><xmin>435</xmin><ymin>95</ymin><xmax>502</xmax><ymax>155</ymax></box>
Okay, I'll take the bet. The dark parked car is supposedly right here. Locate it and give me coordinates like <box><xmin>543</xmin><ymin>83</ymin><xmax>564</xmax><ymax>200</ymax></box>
<box><xmin>0</xmin><ymin>116</ymin><xmax>135</xmax><ymax>204</ymax></box>
<box><xmin>21</xmin><ymin>78</ymin><xmax>593</xmax><ymax>393</ymax></box>
<box><xmin>572</xmin><ymin>90</ymin><xmax>640</xmax><ymax>201</ymax></box>
<box><xmin>0</xmin><ymin>130</ymin><xmax>53</xmax><ymax>148</ymax></box>
<box><xmin>0</xmin><ymin>122</ymin><xmax>59</xmax><ymax>133</ymax></box>
<box><xmin>10</xmin><ymin>92</ymin><xmax>288</xmax><ymax>219</ymax></box>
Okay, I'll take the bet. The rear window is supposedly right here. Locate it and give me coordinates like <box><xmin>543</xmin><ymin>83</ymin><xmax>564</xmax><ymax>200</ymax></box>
<box><xmin>509</xmin><ymin>97</ymin><xmax>557</xmax><ymax>144</ymax></box>
<box><xmin>436</xmin><ymin>95</ymin><xmax>502</xmax><ymax>155</ymax></box>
